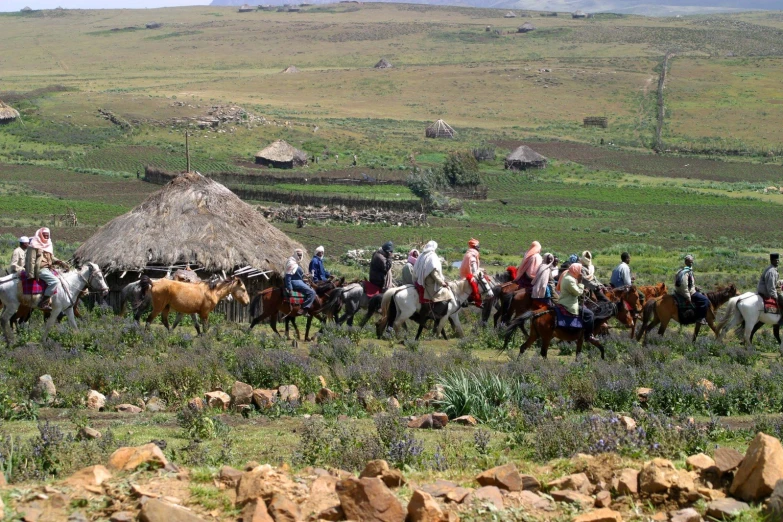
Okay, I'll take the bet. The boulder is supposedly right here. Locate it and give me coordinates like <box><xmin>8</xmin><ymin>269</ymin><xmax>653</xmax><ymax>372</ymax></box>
<box><xmin>65</xmin><ymin>465</ymin><xmax>112</xmax><ymax>487</ymax></box>
<box><xmin>301</xmin><ymin>475</ymin><xmax>340</xmax><ymax>520</ymax></box>
<box><xmin>145</xmin><ymin>397</ymin><xmax>166</xmax><ymax>413</ymax></box>
<box><xmin>32</xmin><ymin>375</ymin><xmax>56</xmax><ymax>404</ymax></box>
<box><xmin>108</xmin><ymin>444</ymin><xmax>169</xmax><ymax>471</ymax></box>
<box><xmin>253</xmin><ymin>389</ymin><xmax>277</xmax><ymax>410</ymax></box>
<box><xmin>421</xmin><ymin>480</ymin><xmax>472</xmax><ymax>503</ymax></box>
<box><xmin>336</xmin><ymin>477</ymin><xmax>406</xmax><ymax>522</ymax></box>
<box><xmin>730</xmin><ymin>432</ymin><xmax>783</xmax><ymax>501</ymax></box>
<box><xmin>764</xmin><ymin>479</ymin><xmax>783</xmax><ymax>520</ymax></box>
<box><xmin>551</xmin><ymin>490</ymin><xmax>593</xmax><ymax>508</ymax></box>
<box><xmin>453</xmin><ymin>415</ymin><xmax>477</xmax><ymax>426</ymax></box>
<box><xmin>705</xmin><ymin>498</ymin><xmax>749</xmax><ymax>520</ymax></box>
<box><xmin>218</xmin><ymin>466</ymin><xmax>243</xmax><ymax>487</ymax></box>
<box><xmin>419</xmin><ymin>385</ymin><xmax>445</xmax><ymax>406</ymax></box>
<box><xmin>316</xmin><ymin>387</ymin><xmax>337</xmax><ymax>404</ymax></box>
<box><xmin>639</xmin><ymin>458</ymin><xmax>679</xmax><ymax>494</ymax></box>
<box><xmin>619</xmin><ymin>416</ymin><xmax>636</xmax><ymax>431</ymax></box>
<box><xmin>407</xmin><ymin>490</ymin><xmax>443</xmax><ymax>522</ymax></box>
<box><xmin>110</xmin><ymin>512</ymin><xmax>135</xmax><ymax>522</ymax></box>
<box><xmin>77</xmin><ymin>427</ymin><xmax>102</xmax><ymax>440</ymax></box>
<box><xmin>387</xmin><ymin>397</ymin><xmax>400</xmax><ymax>410</ymax></box>
<box><xmin>268</xmin><ymin>493</ymin><xmax>300</xmax><ymax>522</ymax></box>
<box><xmin>714</xmin><ymin>447</ymin><xmax>744</xmax><ymax>475</ymax></box>
<box><xmin>572</xmin><ymin>508</ymin><xmax>623</xmax><ymax>522</ymax></box>
<box><xmin>278</xmin><ymin>384</ymin><xmax>300</xmax><ymax>403</ymax></box>
<box><xmin>359</xmin><ymin>460</ymin><xmax>405</xmax><ymax>488</ymax></box>
<box><xmin>637</xmin><ymin>387</ymin><xmax>652</xmax><ymax>402</ymax></box>
<box><xmin>476</xmin><ymin>463</ymin><xmax>531</xmax><ymax>492</ymax></box>
<box><xmin>432</xmin><ymin>412</ymin><xmax>449</xmax><ymax>426</ymax></box>
<box><xmin>547</xmin><ymin>473</ymin><xmax>592</xmax><ymax>495</ymax></box>
<box><xmin>408</xmin><ymin>415</ymin><xmax>445</xmax><ymax>430</ymax></box>
<box><xmin>240</xmin><ymin>499</ymin><xmax>274</xmax><ymax>522</ymax></box>
<box><xmin>235</xmin><ymin>465</ymin><xmax>300</xmax><ymax>507</ymax></box>
<box><xmin>230</xmin><ymin>381</ymin><xmax>254</xmax><ymax>407</ymax></box>
<box><xmin>138</xmin><ymin>499</ymin><xmax>205</xmax><ymax>522</ymax></box>
<box><xmin>205</xmin><ymin>391</ymin><xmax>230</xmax><ymax>410</ymax></box>
<box><xmin>685</xmin><ymin>453</ymin><xmax>715</xmax><ymax>473</ymax></box>
<box><xmin>187</xmin><ymin>397</ymin><xmax>204</xmax><ymax>411</ymax></box>
<box><xmin>594</xmin><ymin>490</ymin><xmax>611</xmax><ymax>508</ymax></box>
<box><xmin>115</xmin><ymin>404</ymin><xmax>143</xmax><ymax>414</ymax></box>
<box><xmin>509</xmin><ymin>490</ymin><xmax>552</xmax><ymax>510</ymax></box>
<box><xmin>465</xmin><ymin>486</ymin><xmax>504</xmax><ymax>510</ymax></box>
<box><xmin>86</xmin><ymin>390</ymin><xmax>106</xmax><ymax>410</ymax></box>
<box><xmin>670</xmin><ymin>507</ymin><xmax>702</xmax><ymax>522</ymax></box>
<box><xmin>616</xmin><ymin>468</ymin><xmax>639</xmax><ymax>496</ymax></box>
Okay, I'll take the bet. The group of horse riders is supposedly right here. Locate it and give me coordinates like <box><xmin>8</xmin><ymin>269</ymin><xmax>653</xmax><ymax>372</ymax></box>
<box><xmin>6</xmin><ymin>228</ymin><xmax>71</xmax><ymax>312</ymax></box>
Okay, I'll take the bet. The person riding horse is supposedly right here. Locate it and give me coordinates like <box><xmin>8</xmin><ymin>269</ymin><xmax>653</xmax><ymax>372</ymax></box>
<box><xmin>610</xmin><ymin>252</ymin><xmax>633</xmax><ymax>288</ymax></box>
<box><xmin>309</xmin><ymin>246</ymin><xmax>331</xmax><ymax>282</ymax></box>
<box><xmin>460</xmin><ymin>238</ymin><xmax>483</xmax><ymax>307</ymax></box>
<box><xmin>9</xmin><ymin>235</ymin><xmax>29</xmax><ymax>274</ymax></box>
<box><xmin>514</xmin><ymin>241</ymin><xmax>542</xmax><ymax>289</ymax></box>
<box><xmin>557</xmin><ymin>262</ymin><xmax>597</xmax><ymax>343</ymax></box>
<box><xmin>414</xmin><ymin>240</ymin><xmax>451</xmax><ymax>303</ymax></box>
<box><xmin>758</xmin><ymin>252</ymin><xmax>783</xmax><ymax>325</ymax></box>
<box><xmin>531</xmin><ymin>252</ymin><xmax>557</xmax><ymax>304</ymax></box>
<box><xmin>580</xmin><ymin>250</ymin><xmax>609</xmax><ymax>302</ymax></box>
<box><xmin>402</xmin><ymin>248</ymin><xmax>418</xmax><ymax>285</ymax></box>
<box><xmin>285</xmin><ymin>248</ymin><xmax>316</xmax><ymax>315</ymax></box>
<box><xmin>674</xmin><ymin>254</ymin><xmax>710</xmax><ymax>323</ymax></box>
<box><xmin>25</xmin><ymin>228</ymin><xmax>70</xmax><ymax>312</ymax></box>
<box><xmin>369</xmin><ymin>241</ymin><xmax>394</xmax><ymax>294</ymax></box>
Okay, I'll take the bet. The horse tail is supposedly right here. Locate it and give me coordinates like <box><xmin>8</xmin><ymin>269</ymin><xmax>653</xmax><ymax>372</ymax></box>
<box><xmin>636</xmin><ymin>298</ymin><xmax>657</xmax><ymax>341</ymax></box>
<box><xmin>135</xmin><ymin>276</ymin><xmax>153</xmax><ymax>309</ymax></box>
<box><xmin>376</xmin><ymin>290</ymin><xmax>396</xmax><ymax>338</ymax></box>
<box><xmin>502</xmin><ymin>311</ymin><xmax>534</xmax><ymax>350</ymax></box>
<box><xmin>716</xmin><ymin>296</ymin><xmax>740</xmax><ymax>339</ymax></box>
<box><xmin>321</xmin><ymin>288</ymin><xmax>343</xmax><ymax>320</ymax></box>
<box><xmin>249</xmin><ymin>292</ymin><xmax>264</xmax><ymax>320</ymax></box>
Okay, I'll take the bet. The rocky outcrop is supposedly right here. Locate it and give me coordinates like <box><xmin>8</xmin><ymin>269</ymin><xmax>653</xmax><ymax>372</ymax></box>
<box><xmin>730</xmin><ymin>432</ymin><xmax>783</xmax><ymax>501</ymax></box>
<box><xmin>336</xmin><ymin>477</ymin><xmax>406</xmax><ymax>522</ymax></box>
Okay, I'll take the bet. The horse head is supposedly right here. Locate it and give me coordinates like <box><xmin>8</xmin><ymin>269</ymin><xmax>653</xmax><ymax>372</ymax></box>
<box><xmin>86</xmin><ymin>262</ymin><xmax>109</xmax><ymax>296</ymax></box>
<box><xmin>230</xmin><ymin>277</ymin><xmax>251</xmax><ymax>306</ymax></box>
<box><xmin>475</xmin><ymin>271</ymin><xmax>494</xmax><ymax>300</ymax></box>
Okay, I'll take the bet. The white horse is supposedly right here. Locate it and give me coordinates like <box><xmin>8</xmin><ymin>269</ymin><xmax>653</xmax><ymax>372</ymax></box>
<box><xmin>0</xmin><ymin>263</ymin><xmax>109</xmax><ymax>344</ymax></box>
<box><xmin>377</xmin><ymin>272</ymin><xmax>494</xmax><ymax>340</ymax></box>
<box><xmin>717</xmin><ymin>292</ymin><xmax>783</xmax><ymax>349</ymax></box>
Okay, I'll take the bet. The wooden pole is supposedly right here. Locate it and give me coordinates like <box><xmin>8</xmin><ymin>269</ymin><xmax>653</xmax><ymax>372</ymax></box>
<box><xmin>185</xmin><ymin>130</ymin><xmax>191</xmax><ymax>173</ymax></box>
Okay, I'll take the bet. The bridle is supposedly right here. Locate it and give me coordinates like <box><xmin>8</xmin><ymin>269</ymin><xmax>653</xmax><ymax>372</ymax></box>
<box><xmin>74</xmin><ymin>264</ymin><xmax>108</xmax><ymax>296</ymax></box>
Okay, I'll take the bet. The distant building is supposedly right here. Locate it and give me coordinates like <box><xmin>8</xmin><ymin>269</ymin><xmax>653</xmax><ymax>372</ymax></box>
<box><xmin>505</xmin><ymin>145</ymin><xmax>548</xmax><ymax>170</ymax></box>
<box><xmin>572</xmin><ymin>10</ymin><xmax>588</xmax><ymax>18</ymax></box>
<box><xmin>518</xmin><ymin>22</ymin><xmax>535</xmax><ymax>33</ymax></box>
<box><xmin>426</xmin><ymin>119</ymin><xmax>455</xmax><ymax>139</ymax></box>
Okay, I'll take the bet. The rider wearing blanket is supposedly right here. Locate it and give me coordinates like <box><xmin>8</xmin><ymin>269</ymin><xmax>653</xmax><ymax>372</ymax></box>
<box><xmin>460</xmin><ymin>238</ymin><xmax>483</xmax><ymax>307</ymax></box>
<box><xmin>369</xmin><ymin>241</ymin><xmax>394</xmax><ymax>293</ymax></box>
<box><xmin>309</xmin><ymin>246</ymin><xmax>331</xmax><ymax>282</ymax></box>
<box><xmin>514</xmin><ymin>241</ymin><xmax>542</xmax><ymax>289</ymax></box>
<box><xmin>26</xmin><ymin>228</ymin><xmax>70</xmax><ymax>311</ymax></box>
<box><xmin>285</xmin><ymin>248</ymin><xmax>316</xmax><ymax>313</ymax></box>
<box><xmin>757</xmin><ymin>253</ymin><xmax>783</xmax><ymax>324</ymax></box>
<box><xmin>580</xmin><ymin>250</ymin><xmax>608</xmax><ymax>302</ymax></box>
<box><xmin>556</xmin><ymin>262</ymin><xmax>597</xmax><ymax>342</ymax></box>
<box><xmin>414</xmin><ymin>241</ymin><xmax>452</xmax><ymax>303</ymax></box>
<box><xmin>674</xmin><ymin>255</ymin><xmax>710</xmax><ymax>323</ymax></box>
<box><xmin>532</xmin><ymin>253</ymin><xmax>557</xmax><ymax>303</ymax></box>
<box><xmin>402</xmin><ymin>249</ymin><xmax>418</xmax><ymax>286</ymax></box>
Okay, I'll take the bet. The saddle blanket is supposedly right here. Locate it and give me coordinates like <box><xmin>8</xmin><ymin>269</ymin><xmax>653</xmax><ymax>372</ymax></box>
<box><xmin>554</xmin><ymin>304</ymin><xmax>582</xmax><ymax>330</ymax></box>
<box><xmin>284</xmin><ymin>289</ymin><xmax>305</xmax><ymax>305</ymax></box>
<box><xmin>363</xmin><ymin>280</ymin><xmax>382</xmax><ymax>298</ymax></box>
<box><xmin>764</xmin><ymin>297</ymin><xmax>779</xmax><ymax>315</ymax></box>
<box><xmin>20</xmin><ymin>270</ymin><xmax>58</xmax><ymax>296</ymax></box>
<box><xmin>415</xmin><ymin>283</ymin><xmax>432</xmax><ymax>304</ymax></box>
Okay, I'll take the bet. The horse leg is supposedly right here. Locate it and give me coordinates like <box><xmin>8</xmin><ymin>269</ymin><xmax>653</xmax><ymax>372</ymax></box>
<box><xmin>161</xmin><ymin>307</ymin><xmax>171</xmax><ymax>331</ymax></box>
<box><xmin>586</xmin><ymin>334</ymin><xmax>605</xmax><ymax>359</ymax></box>
<box><xmin>705</xmin><ymin>309</ymin><xmax>719</xmax><ymax>338</ymax></box>
<box><xmin>305</xmin><ymin>315</ymin><xmax>313</xmax><ymax>342</ymax></box>
<box><xmin>575</xmin><ymin>335</ymin><xmax>584</xmax><ymax>360</ymax></box>
<box><xmin>656</xmin><ymin>315</ymin><xmax>670</xmax><ymax>337</ymax></box>
<box><xmin>775</xmin><ymin>324</ymin><xmax>781</xmax><ymax>345</ymax></box>
<box><xmin>64</xmin><ymin>307</ymin><xmax>77</xmax><ymax>329</ymax></box>
<box><xmin>1</xmin><ymin>305</ymin><xmax>18</xmax><ymax>345</ymax></box>
<box><xmin>191</xmin><ymin>314</ymin><xmax>202</xmax><ymax>335</ymax></box>
<box><xmin>519</xmin><ymin>327</ymin><xmax>537</xmax><ymax>358</ymax></box>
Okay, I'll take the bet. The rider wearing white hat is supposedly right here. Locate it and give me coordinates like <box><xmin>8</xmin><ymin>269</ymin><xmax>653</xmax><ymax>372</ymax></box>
<box><xmin>309</xmin><ymin>245</ymin><xmax>331</xmax><ymax>282</ymax></box>
<box><xmin>8</xmin><ymin>235</ymin><xmax>29</xmax><ymax>274</ymax></box>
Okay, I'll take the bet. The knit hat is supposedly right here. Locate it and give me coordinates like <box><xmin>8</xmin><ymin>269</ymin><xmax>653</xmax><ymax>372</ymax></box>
<box><xmin>382</xmin><ymin>241</ymin><xmax>394</xmax><ymax>253</ymax></box>
<box><xmin>468</xmin><ymin>238</ymin><xmax>479</xmax><ymax>248</ymax></box>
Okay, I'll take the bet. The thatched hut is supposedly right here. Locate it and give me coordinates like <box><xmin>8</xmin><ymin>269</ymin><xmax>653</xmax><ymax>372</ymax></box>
<box><xmin>504</xmin><ymin>11</ymin><xmax>516</xmax><ymax>18</ymax></box>
<box><xmin>374</xmin><ymin>58</ymin><xmax>393</xmax><ymax>69</ymax></box>
<box><xmin>0</xmin><ymin>101</ymin><xmax>20</xmax><ymax>124</ymax></box>
<box><xmin>425</xmin><ymin>119</ymin><xmax>455</xmax><ymax>139</ymax></box>
<box><xmin>518</xmin><ymin>22</ymin><xmax>535</xmax><ymax>33</ymax></box>
<box><xmin>504</xmin><ymin>145</ymin><xmax>547</xmax><ymax>170</ymax></box>
<box><xmin>281</xmin><ymin>65</ymin><xmax>300</xmax><ymax>73</ymax></box>
<box><xmin>146</xmin><ymin>22</ymin><xmax>162</xmax><ymax>29</ymax></box>
<box><xmin>238</xmin><ymin>4</ymin><xmax>254</xmax><ymax>12</ymax></box>
<box><xmin>572</xmin><ymin>10</ymin><xmax>587</xmax><ymax>18</ymax></box>
<box><xmin>21</xmin><ymin>6</ymin><xmax>32</xmax><ymax>12</ymax></box>
<box><xmin>255</xmin><ymin>140</ymin><xmax>308</xmax><ymax>168</ymax></box>
<box><xmin>73</xmin><ymin>172</ymin><xmax>303</xmax><ymax>321</ymax></box>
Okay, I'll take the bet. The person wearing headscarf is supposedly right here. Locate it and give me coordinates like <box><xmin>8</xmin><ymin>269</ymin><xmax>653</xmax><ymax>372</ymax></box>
<box><xmin>369</xmin><ymin>241</ymin><xmax>394</xmax><ymax>292</ymax></box>
<box><xmin>556</xmin><ymin>254</ymin><xmax>578</xmax><ymax>285</ymax></box>
<box><xmin>675</xmin><ymin>254</ymin><xmax>709</xmax><ymax>323</ymax></box>
<box><xmin>9</xmin><ymin>235</ymin><xmax>29</xmax><ymax>274</ymax></box>
<box><xmin>26</xmin><ymin>228</ymin><xmax>69</xmax><ymax>311</ymax></box>
<box><xmin>580</xmin><ymin>250</ymin><xmax>608</xmax><ymax>302</ymax></box>
<box><xmin>308</xmin><ymin>246</ymin><xmax>331</xmax><ymax>282</ymax></box>
<box><xmin>531</xmin><ymin>253</ymin><xmax>556</xmax><ymax>302</ymax></box>
<box><xmin>556</xmin><ymin>262</ymin><xmax>596</xmax><ymax>341</ymax></box>
<box><xmin>284</xmin><ymin>248</ymin><xmax>315</xmax><ymax>312</ymax></box>
<box><xmin>402</xmin><ymin>248</ymin><xmax>419</xmax><ymax>286</ymax></box>
<box><xmin>514</xmin><ymin>241</ymin><xmax>542</xmax><ymax>288</ymax></box>
<box><xmin>459</xmin><ymin>238</ymin><xmax>483</xmax><ymax>306</ymax></box>
<box><xmin>414</xmin><ymin>241</ymin><xmax>452</xmax><ymax>302</ymax></box>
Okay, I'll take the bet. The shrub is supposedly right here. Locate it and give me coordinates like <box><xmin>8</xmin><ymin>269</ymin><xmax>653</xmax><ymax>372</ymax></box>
<box><xmin>442</xmin><ymin>151</ymin><xmax>480</xmax><ymax>187</ymax></box>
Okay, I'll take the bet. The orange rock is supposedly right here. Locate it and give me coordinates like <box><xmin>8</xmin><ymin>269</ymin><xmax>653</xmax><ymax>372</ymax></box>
<box><xmin>240</xmin><ymin>499</ymin><xmax>273</xmax><ymax>522</ymax></box>
<box><xmin>336</xmin><ymin>477</ymin><xmax>406</xmax><ymax>522</ymax></box>
<box><xmin>730</xmin><ymin>432</ymin><xmax>783</xmax><ymax>502</ymax></box>
<box><xmin>407</xmin><ymin>490</ymin><xmax>444</xmax><ymax>522</ymax></box>
<box><xmin>572</xmin><ymin>508</ymin><xmax>623</xmax><ymax>522</ymax></box>
<box><xmin>107</xmin><ymin>444</ymin><xmax>168</xmax><ymax>471</ymax></box>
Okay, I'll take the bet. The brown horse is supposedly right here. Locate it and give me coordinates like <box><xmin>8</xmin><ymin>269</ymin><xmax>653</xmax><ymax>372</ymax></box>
<box><xmin>635</xmin><ymin>284</ymin><xmax>738</xmax><ymax>344</ymax></box>
<box><xmin>599</xmin><ymin>286</ymin><xmax>642</xmax><ymax>337</ymax></box>
<box><xmin>502</xmin><ymin>300</ymin><xmax>620</xmax><ymax>359</ymax></box>
<box><xmin>638</xmin><ymin>282</ymin><xmax>667</xmax><ymax>302</ymax></box>
<box><xmin>248</xmin><ymin>278</ymin><xmax>344</xmax><ymax>341</ymax></box>
<box><xmin>138</xmin><ymin>275</ymin><xmax>250</xmax><ymax>334</ymax></box>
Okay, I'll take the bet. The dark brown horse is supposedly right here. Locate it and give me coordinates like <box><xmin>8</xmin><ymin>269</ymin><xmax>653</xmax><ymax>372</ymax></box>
<box><xmin>636</xmin><ymin>284</ymin><xmax>738</xmax><ymax>344</ymax></box>
<box><xmin>248</xmin><ymin>278</ymin><xmax>344</xmax><ymax>341</ymax></box>
<box><xmin>502</xmin><ymin>300</ymin><xmax>619</xmax><ymax>359</ymax></box>
<box><xmin>598</xmin><ymin>286</ymin><xmax>642</xmax><ymax>337</ymax></box>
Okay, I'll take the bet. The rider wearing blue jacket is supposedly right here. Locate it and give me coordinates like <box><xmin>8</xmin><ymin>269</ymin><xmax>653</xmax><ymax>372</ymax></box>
<box><xmin>309</xmin><ymin>246</ymin><xmax>331</xmax><ymax>282</ymax></box>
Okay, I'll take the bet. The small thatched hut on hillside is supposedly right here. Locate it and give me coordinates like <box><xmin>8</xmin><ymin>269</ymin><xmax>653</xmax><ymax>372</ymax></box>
<box><xmin>426</xmin><ymin>119</ymin><xmax>455</xmax><ymax>139</ymax></box>
<box><xmin>518</xmin><ymin>22</ymin><xmax>535</xmax><ymax>33</ymax></box>
<box><xmin>572</xmin><ymin>10</ymin><xmax>587</xmax><ymax>18</ymax></box>
<box><xmin>238</xmin><ymin>4</ymin><xmax>254</xmax><ymax>12</ymax></box>
<box><xmin>374</xmin><ymin>58</ymin><xmax>393</xmax><ymax>69</ymax></box>
<box><xmin>504</xmin><ymin>11</ymin><xmax>516</xmax><ymax>18</ymax></box>
<box><xmin>0</xmin><ymin>101</ymin><xmax>20</xmax><ymax>124</ymax></box>
<box><xmin>281</xmin><ymin>65</ymin><xmax>300</xmax><ymax>73</ymax></box>
<box><xmin>505</xmin><ymin>145</ymin><xmax>547</xmax><ymax>170</ymax></box>
<box><xmin>21</xmin><ymin>6</ymin><xmax>32</xmax><ymax>12</ymax></box>
<box><xmin>255</xmin><ymin>140</ymin><xmax>308</xmax><ymax>168</ymax></box>
<box><xmin>73</xmin><ymin>172</ymin><xmax>304</xmax><ymax>321</ymax></box>
<box><xmin>146</xmin><ymin>22</ymin><xmax>162</xmax><ymax>29</ymax></box>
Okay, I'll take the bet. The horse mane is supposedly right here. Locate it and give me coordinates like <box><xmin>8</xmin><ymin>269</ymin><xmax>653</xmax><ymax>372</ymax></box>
<box><xmin>706</xmin><ymin>284</ymin><xmax>737</xmax><ymax>308</ymax></box>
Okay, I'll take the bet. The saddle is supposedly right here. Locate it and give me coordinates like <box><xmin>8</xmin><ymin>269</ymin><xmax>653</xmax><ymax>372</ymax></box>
<box><xmin>363</xmin><ymin>280</ymin><xmax>382</xmax><ymax>298</ymax></box>
<box><xmin>763</xmin><ymin>297</ymin><xmax>779</xmax><ymax>315</ymax></box>
<box><xmin>673</xmin><ymin>293</ymin><xmax>697</xmax><ymax>325</ymax></box>
<box><xmin>19</xmin><ymin>270</ymin><xmax>58</xmax><ymax>296</ymax></box>
<box><xmin>283</xmin><ymin>289</ymin><xmax>306</xmax><ymax>305</ymax></box>
<box><xmin>554</xmin><ymin>304</ymin><xmax>583</xmax><ymax>330</ymax></box>
<box><xmin>415</xmin><ymin>283</ymin><xmax>432</xmax><ymax>304</ymax></box>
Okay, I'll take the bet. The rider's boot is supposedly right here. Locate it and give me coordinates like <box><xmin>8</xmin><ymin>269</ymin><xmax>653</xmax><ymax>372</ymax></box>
<box><xmin>38</xmin><ymin>296</ymin><xmax>53</xmax><ymax>312</ymax></box>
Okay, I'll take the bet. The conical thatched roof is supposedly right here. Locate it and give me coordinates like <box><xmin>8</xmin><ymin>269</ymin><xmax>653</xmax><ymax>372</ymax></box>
<box><xmin>238</xmin><ymin>4</ymin><xmax>255</xmax><ymax>12</ymax></box>
<box><xmin>21</xmin><ymin>6</ymin><xmax>32</xmax><ymax>12</ymax></box>
<box><xmin>281</xmin><ymin>65</ymin><xmax>300</xmax><ymax>73</ymax></box>
<box><xmin>255</xmin><ymin>140</ymin><xmax>308</xmax><ymax>165</ymax></box>
<box><xmin>518</xmin><ymin>22</ymin><xmax>535</xmax><ymax>32</ymax></box>
<box><xmin>572</xmin><ymin>9</ymin><xmax>587</xmax><ymax>17</ymax></box>
<box><xmin>506</xmin><ymin>145</ymin><xmax>547</xmax><ymax>163</ymax></box>
<box><xmin>73</xmin><ymin>172</ymin><xmax>303</xmax><ymax>272</ymax></box>
<box><xmin>0</xmin><ymin>101</ymin><xmax>20</xmax><ymax>122</ymax></box>
<box><xmin>374</xmin><ymin>58</ymin><xmax>393</xmax><ymax>69</ymax></box>
<box><xmin>425</xmin><ymin>119</ymin><xmax>455</xmax><ymax>139</ymax></box>
<box><xmin>504</xmin><ymin>11</ymin><xmax>516</xmax><ymax>18</ymax></box>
